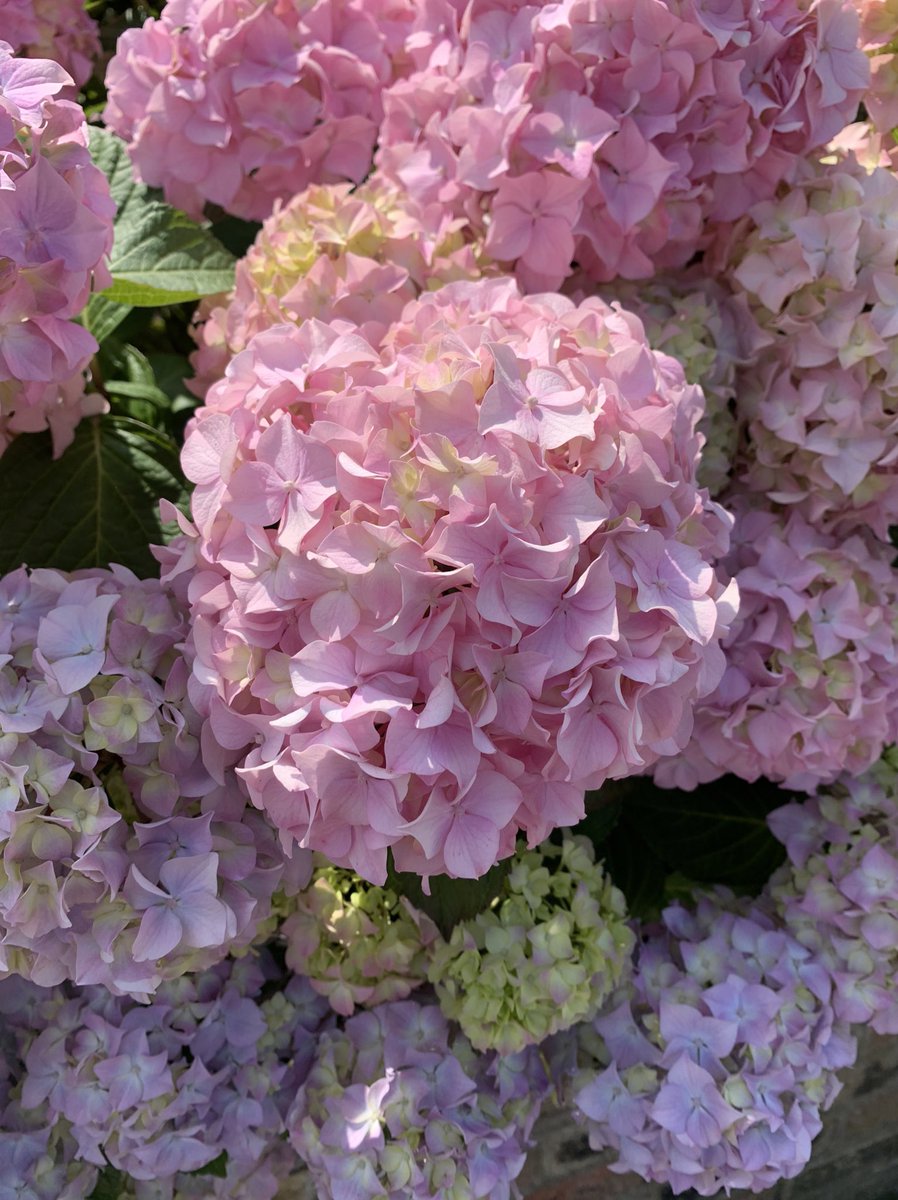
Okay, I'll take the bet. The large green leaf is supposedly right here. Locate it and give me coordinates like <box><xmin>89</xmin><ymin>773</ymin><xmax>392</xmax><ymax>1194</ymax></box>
<box><xmin>0</xmin><ymin>415</ymin><xmax>187</xmax><ymax>574</ymax></box>
<box><xmin>387</xmin><ymin>855</ymin><xmax>511</xmax><ymax>938</ymax></box>
<box><xmin>82</xmin><ymin>292</ymin><xmax>133</xmax><ymax>344</ymax></box>
<box><xmin>600</xmin><ymin>815</ymin><xmax>667</xmax><ymax>920</ymax></box>
<box><xmin>89</xmin><ymin>128</ymin><xmax>236</xmax><ymax>307</ymax></box>
<box><xmin>88</xmin><ymin>126</ymin><xmax>143</xmax><ymax>212</ymax></box>
<box><xmin>624</xmin><ymin>775</ymin><xmax>790</xmax><ymax>893</ymax></box>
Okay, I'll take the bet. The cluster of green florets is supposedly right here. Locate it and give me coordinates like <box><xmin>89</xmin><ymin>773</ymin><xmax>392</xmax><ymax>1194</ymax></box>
<box><xmin>282</xmin><ymin>859</ymin><xmax>438</xmax><ymax>1015</ymax></box>
<box><xmin>428</xmin><ymin>836</ymin><xmax>635</xmax><ymax>1054</ymax></box>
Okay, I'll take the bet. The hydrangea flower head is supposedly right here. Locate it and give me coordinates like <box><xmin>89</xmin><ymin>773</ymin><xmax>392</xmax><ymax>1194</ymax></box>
<box><xmin>288</xmin><ymin>998</ymin><xmax>548</xmax><ymax>1200</ymax></box>
<box><xmin>170</xmin><ymin>277</ymin><xmax>737</xmax><ymax>885</ymax></box>
<box><xmin>656</xmin><ymin>499</ymin><xmax>898</xmax><ymax>792</ymax></box>
<box><xmin>104</xmin><ymin>0</ymin><xmax>418</xmax><ymax>221</ymax></box>
<box><xmin>429</xmin><ymin>833</ymin><xmax>634</xmax><ymax>1054</ymax></box>
<box><xmin>568</xmin><ymin>889</ymin><xmax>857</xmax><ymax>1196</ymax></box>
<box><xmin>375</xmin><ymin>0</ymin><xmax>868</xmax><ymax>288</ymax></box>
<box><xmin>852</xmin><ymin>0</ymin><xmax>898</xmax><ymax>156</ymax></box>
<box><xmin>0</xmin><ymin>565</ymin><xmax>308</xmax><ymax>995</ymax></box>
<box><xmin>767</xmin><ymin>755</ymin><xmax>898</xmax><ymax>1035</ymax></box>
<box><xmin>0</xmin><ymin>984</ymin><xmax>96</xmax><ymax>1200</ymax></box>
<box><xmin>0</xmin><ymin>42</ymin><xmax>113</xmax><ymax>456</ymax></box>
<box><xmin>585</xmin><ymin>273</ymin><xmax>752</xmax><ymax>496</ymax></box>
<box><xmin>282</xmin><ymin>856</ymin><xmax>439</xmax><ymax>1015</ymax></box>
<box><xmin>0</xmin><ymin>953</ymin><xmax>330</xmax><ymax>1198</ymax></box>
<box><xmin>1</xmin><ymin>0</ymin><xmax>100</xmax><ymax>88</ymax></box>
<box><xmin>714</xmin><ymin>154</ymin><xmax>898</xmax><ymax>536</ymax></box>
<box><xmin>190</xmin><ymin>178</ymin><xmax>490</xmax><ymax>395</ymax></box>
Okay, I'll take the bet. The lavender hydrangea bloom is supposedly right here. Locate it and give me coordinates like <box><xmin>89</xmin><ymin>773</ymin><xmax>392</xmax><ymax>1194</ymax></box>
<box><xmin>767</xmin><ymin>754</ymin><xmax>898</xmax><ymax>1034</ymax></box>
<box><xmin>567</xmin><ymin>890</ymin><xmax>857</xmax><ymax>1196</ymax></box>
<box><xmin>0</xmin><ymin>566</ymin><xmax>310</xmax><ymax>995</ymax></box>
<box><xmin>0</xmin><ymin>953</ymin><xmax>330</xmax><ymax>1198</ymax></box>
<box><xmin>289</xmin><ymin>998</ymin><xmax>549</xmax><ymax>1199</ymax></box>
<box><xmin>0</xmin><ymin>42</ymin><xmax>112</xmax><ymax>456</ymax></box>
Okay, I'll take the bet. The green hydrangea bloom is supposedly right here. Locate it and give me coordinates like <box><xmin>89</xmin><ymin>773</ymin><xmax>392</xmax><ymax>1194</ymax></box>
<box><xmin>282</xmin><ymin>859</ymin><xmax>438</xmax><ymax>1016</ymax></box>
<box><xmin>428</xmin><ymin>835</ymin><xmax>635</xmax><ymax>1054</ymax></box>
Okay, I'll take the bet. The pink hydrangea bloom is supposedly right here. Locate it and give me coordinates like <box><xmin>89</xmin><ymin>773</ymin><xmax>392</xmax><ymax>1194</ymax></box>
<box><xmin>165</xmin><ymin>277</ymin><xmax>736</xmax><ymax>885</ymax></box>
<box><xmin>572</xmin><ymin>271</ymin><xmax>754</xmax><ymax>497</ymax></box>
<box><xmin>375</xmin><ymin>0</ymin><xmax>868</xmax><ymax>288</ymax></box>
<box><xmin>0</xmin><ymin>565</ymin><xmax>309</xmax><ymax>996</ymax></box>
<box><xmin>0</xmin><ymin>0</ymin><xmax>100</xmax><ymax>89</ymax></box>
<box><xmin>712</xmin><ymin>154</ymin><xmax>898</xmax><ymax>537</ymax></box>
<box><xmin>190</xmin><ymin>178</ymin><xmax>490</xmax><ymax>396</ymax></box>
<box><xmin>104</xmin><ymin>0</ymin><xmax>417</xmax><ymax>221</ymax></box>
<box><xmin>0</xmin><ymin>43</ymin><xmax>113</xmax><ymax>456</ymax></box>
<box><xmin>656</xmin><ymin>500</ymin><xmax>898</xmax><ymax>793</ymax></box>
<box><xmin>853</xmin><ymin>0</ymin><xmax>898</xmax><ymax>150</ymax></box>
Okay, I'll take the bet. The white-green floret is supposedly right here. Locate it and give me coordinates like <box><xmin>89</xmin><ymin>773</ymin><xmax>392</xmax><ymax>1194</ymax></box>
<box><xmin>283</xmin><ymin>860</ymin><xmax>438</xmax><ymax>1015</ymax></box>
<box><xmin>429</xmin><ymin>835</ymin><xmax>635</xmax><ymax>1054</ymax></box>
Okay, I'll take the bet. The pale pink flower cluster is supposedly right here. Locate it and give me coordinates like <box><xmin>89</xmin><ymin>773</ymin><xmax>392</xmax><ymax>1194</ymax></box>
<box><xmin>374</xmin><ymin>0</ymin><xmax>868</xmax><ymax>289</ymax></box>
<box><xmin>166</xmin><ymin>277</ymin><xmax>736</xmax><ymax>884</ymax></box>
<box><xmin>656</xmin><ymin>501</ymin><xmax>898</xmax><ymax>793</ymax></box>
<box><xmin>0</xmin><ymin>43</ymin><xmax>113</xmax><ymax>456</ymax></box>
<box><xmin>586</xmin><ymin>272</ymin><xmax>752</xmax><ymax>497</ymax></box>
<box><xmin>855</xmin><ymin>0</ymin><xmax>898</xmax><ymax>152</ymax></box>
<box><xmin>190</xmin><ymin>179</ymin><xmax>488</xmax><ymax>396</ymax></box>
<box><xmin>714</xmin><ymin>154</ymin><xmax>898</xmax><ymax>538</ymax></box>
<box><xmin>0</xmin><ymin>0</ymin><xmax>100</xmax><ymax>89</ymax></box>
<box><xmin>103</xmin><ymin>0</ymin><xmax>417</xmax><ymax>221</ymax></box>
<box><xmin>0</xmin><ymin>565</ymin><xmax>308</xmax><ymax>997</ymax></box>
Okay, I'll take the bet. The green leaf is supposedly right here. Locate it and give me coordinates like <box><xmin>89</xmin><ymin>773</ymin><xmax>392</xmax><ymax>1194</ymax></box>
<box><xmin>0</xmin><ymin>415</ymin><xmax>188</xmax><ymax>575</ymax></box>
<box><xmin>187</xmin><ymin>1151</ymin><xmax>229</xmax><ymax>1179</ymax></box>
<box><xmin>576</xmin><ymin>796</ymin><xmax>624</xmax><ymax>854</ymax></box>
<box><xmin>102</xmin><ymin>211</ymin><xmax>237</xmax><ymax>305</ymax></box>
<box><xmin>88</xmin><ymin>1166</ymin><xmax>126</xmax><ymax>1200</ymax></box>
<box><xmin>83</xmin><ymin>293</ymin><xmax>133</xmax><ymax>344</ymax></box>
<box><xmin>105</xmin><ymin>379</ymin><xmax>172</xmax><ymax>408</ymax></box>
<box><xmin>600</xmin><ymin>814</ymin><xmax>667</xmax><ymax>920</ymax></box>
<box><xmin>89</xmin><ymin>127</ymin><xmax>236</xmax><ymax>306</ymax></box>
<box><xmin>147</xmin><ymin>352</ymin><xmax>195</xmax><ymax>404</ymax></box>
<box><xmin>210</xmin><ymin>213</ymin><xmax>263</xmax><ymax>257</ymax></box>
<box><xmin>624</xmin><ymin>775</ymin><xmax>790</xmax><ymax>893</ymax></box>
<box><xmin>89</xmin><ymin>126</ymin><xmax>143</xmax><ymax>214</ymax></box>
<box><xmin>387</xmin><ymin>855</ymin><xmax>511</xmax><ymax>938</ymax></box>
<box><xmin>97</xmin><ymin>343</ymin><xmax>196</xmax><ymax>431</ymax></box>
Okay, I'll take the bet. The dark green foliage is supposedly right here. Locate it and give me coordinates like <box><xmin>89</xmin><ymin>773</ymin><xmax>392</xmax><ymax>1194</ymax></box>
<box><xmin>575</xmin><ymin>774</ymin><xmax>792</xmax><ymax>919</ymax></box>
<box><xmin>187</xmin><ymin>1151</ymin><xmax>229</xmax><ymax>1179</ymax></box>
<box><xmin>0</xmin><ymin>416</ymin><xmax>187</xmax><ymax>575</ymax></box>
<box><xmin>87</xmin><ymin>1166</ymin><xmax>126</xmax><ymax>1200</ymax></box>
<box><xmin>387</xmin><ymin>855</ymin><xmax>511</xmax><ymax>938</ymax></box>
